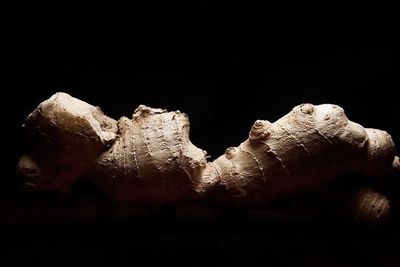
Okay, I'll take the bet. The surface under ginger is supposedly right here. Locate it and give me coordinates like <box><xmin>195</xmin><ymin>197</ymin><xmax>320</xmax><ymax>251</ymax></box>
<box><xmin>18</xmin><ymin>93</ymin><xmax>398</xmax><ymax>214</ymax></box>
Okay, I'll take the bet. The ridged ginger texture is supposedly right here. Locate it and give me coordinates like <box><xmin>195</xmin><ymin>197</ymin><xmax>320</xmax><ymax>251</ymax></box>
<box><xmin>17</xmin><ymin>93</ymin><xmax>398</xmax><ymax>210</ymax></box>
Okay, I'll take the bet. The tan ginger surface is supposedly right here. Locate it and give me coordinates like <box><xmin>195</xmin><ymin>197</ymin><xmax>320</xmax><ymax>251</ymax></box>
<box><xmin>18</xmin><ymin>93</ymin><xmax>398</xmax><ymax>212</ymax></box>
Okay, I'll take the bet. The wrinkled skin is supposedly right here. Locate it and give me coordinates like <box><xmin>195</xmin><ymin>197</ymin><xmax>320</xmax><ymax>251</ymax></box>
<box><xmin>17</xmin><ymin>93</ymin><xmax>398</xmax><ymax>221</ymax></box>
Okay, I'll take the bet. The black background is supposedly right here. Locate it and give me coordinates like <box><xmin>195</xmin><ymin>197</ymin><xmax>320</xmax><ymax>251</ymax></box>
<box><xmin>2</xmin><ymin>1</ymin><xmax>400</xmax><ymax>266</ymax></box>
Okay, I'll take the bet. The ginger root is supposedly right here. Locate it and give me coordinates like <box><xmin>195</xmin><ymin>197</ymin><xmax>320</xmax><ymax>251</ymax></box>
<box><xmin>17</xmin><ymin>93</ymin><xmax>398</xmax><ymax>216</ymax></box>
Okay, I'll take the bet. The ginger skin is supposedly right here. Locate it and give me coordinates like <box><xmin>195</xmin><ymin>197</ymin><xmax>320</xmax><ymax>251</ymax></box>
<box><xmin>17</xmin><ymin>93</ymin><xmax>398</xmax><ymax>217</ymax></box>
